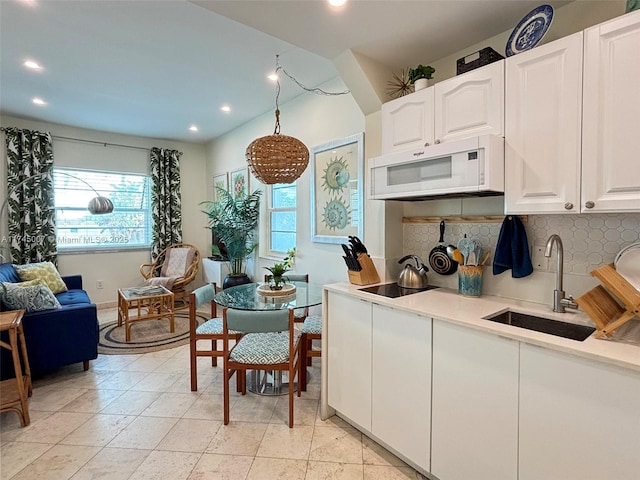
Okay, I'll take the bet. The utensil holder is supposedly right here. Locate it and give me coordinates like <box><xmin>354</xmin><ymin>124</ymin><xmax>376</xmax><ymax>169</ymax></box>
<box><xmin>458</xmin><ymin>265</ymin><xmax>484</xmax><ymax>297</ymax></box>
<box><xmin>347</xmin><ymin>254</ymin><xmax>381</xmax><ymax>286</ymax></box>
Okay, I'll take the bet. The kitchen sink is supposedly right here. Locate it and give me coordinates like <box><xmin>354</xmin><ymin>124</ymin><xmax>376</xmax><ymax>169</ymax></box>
<box><xmin>483</xmin><ymin>310</ymin><xmax>595</xmax><ymax>341</ymax></box>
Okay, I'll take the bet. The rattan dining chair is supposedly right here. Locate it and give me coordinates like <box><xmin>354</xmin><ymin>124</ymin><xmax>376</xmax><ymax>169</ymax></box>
<box><xmin>222</xmin><ymin>307</ymin><xmax>302</xmax><ymax>427</ymax></box>
<box><xmin>189</xmin><ymin>283</ymin><xmax>242</xmax><ymax>391</ymax></box>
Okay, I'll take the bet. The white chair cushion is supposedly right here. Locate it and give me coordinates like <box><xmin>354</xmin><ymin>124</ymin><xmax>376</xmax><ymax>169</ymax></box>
<box><xmin>196</xmin><ymin>317</ymin><xmax>240</xmax><ymax>335</ymax></box>
<box><xmin>301</xmin><ymin>315</ymin><xmax>322</xmax><ymax>334</ymax></box>
<box><xmin>229</xmin><ymin>331</ymin><xmax>301</xmax><ymax>365</ymax></box>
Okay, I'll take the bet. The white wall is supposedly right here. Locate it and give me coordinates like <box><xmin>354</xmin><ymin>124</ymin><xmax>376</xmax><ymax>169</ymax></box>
<box><xmin>0</xmin><ymin>114</ymin><xmax>208</xmax><ymax>306</ymax></box>
<box><xmin>205</xmin><ymin>77</ymin><xmax>365</xmax><ymax>286</ymax></box>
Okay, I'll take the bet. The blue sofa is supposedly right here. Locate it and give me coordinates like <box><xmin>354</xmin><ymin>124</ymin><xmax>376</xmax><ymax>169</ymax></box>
<box><xmin>0</xmin><ymin>263</ymin><xmax>99</xmax><ymax>379</ymax></box>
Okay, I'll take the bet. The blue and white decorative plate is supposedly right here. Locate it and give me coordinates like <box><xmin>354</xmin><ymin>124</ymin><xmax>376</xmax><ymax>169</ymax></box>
<box><xmin>506</xmin><ymin>4</ymin><xmax>554</xmax><ymax>57</ymax></box>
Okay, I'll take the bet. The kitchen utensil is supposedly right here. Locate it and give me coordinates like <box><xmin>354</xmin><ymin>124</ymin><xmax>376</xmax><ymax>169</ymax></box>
<box><xmin>478</xmin><ymin>250</ymin><xmax>491</xmax><ymax>266</ymax></box>
<box><xmin>467</xmin><ymin>250</ymin><xmax>477</xmax><ymax>266</ymax></box>
<box><xmin>341</xmin><ymin>244</ymin><xmax>362</xmax><ymax>271</ymax></box>
<box><xmin>349</xmin><ymin>236</ymin><xmax>368</xmax><ymax>255</ymax></box>
<box><xmin>457</xmin><ymin>234</ymin><xmax>473</xmax><ymax>265</ymax></box>
<box><xmin>429</xmin><ymin>220</ymin><xmax>458</xmax><ymax>275</ymax></box>
<box><xmin>397</xmin><ymin>255</ymin><xmax>430</xmax><ymax>289</ymax></box>
<box><xmin>471</xmin><ymin>239</ymin><xmax>483</xmax><ymax>266</ymax></box>
<box><xmin>452</xmin><ymin>249</ymin><xmax>464</xmax><ymax>265</ymax></box>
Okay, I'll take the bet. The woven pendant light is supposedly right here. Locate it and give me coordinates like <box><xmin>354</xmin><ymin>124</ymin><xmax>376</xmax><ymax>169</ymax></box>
<box><xmin>246</xmin><ymin>108</ymin><xmax>309</xmax><ymax>185</ymax></box>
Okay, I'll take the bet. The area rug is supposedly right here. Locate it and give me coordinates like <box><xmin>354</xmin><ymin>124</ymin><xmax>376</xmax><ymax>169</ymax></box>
<box><xmin>98</xmin><ymin>311</ymin><xmax>206</xmax><ymax>355</ymax></box>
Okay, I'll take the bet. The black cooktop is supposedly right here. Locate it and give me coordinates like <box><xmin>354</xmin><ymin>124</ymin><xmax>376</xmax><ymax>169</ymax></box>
<box><xmin>359</xmin><ymin>282</ymin><xmax>439</xmax><ymax>298</ymax></box>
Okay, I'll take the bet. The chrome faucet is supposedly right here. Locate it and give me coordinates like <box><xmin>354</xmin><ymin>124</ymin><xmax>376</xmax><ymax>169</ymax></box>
<box><xmin>544</xmin><ymin>234</ymin><xmax>579</xmax><ymax>313</ymax></box>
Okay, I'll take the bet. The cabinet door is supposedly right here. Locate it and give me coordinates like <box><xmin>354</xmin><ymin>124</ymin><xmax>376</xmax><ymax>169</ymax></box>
<box><xmin>504</xmin><ymin>33</ymin><xmax>583</xmax><ymax>214</ymax></box>
<box><xmin>326</xmin><ymin>292</ymin><xmax>372</xmax><ymax>430</ymax></box>
<box><xmin>519</xmin><ymin>344</ymin><xmax>640</xmax><ymax>480</ymax></box>
<box><xmin>582</xmin><ymin>11</ymin><xmax>640</xmax><ymax>213</ymax></box>
<box><xmin>431</xmin><ymin>320</ymin><xmax>519</xmax><ymax>480</ymax></box>
<box><xmin>202</xmin><ymin>258</ymin><xmax>229</xmax><ymax>287</ymax></box>
<box><xmin>371</xmin><ymin>304</ymin><xmax>431</xmax><ymax>471</ymax></box>
<box><xmin>381</xmin><ymin>87</ymin><xmax>435</xmax><ymax>154</ymax></box>
<box><xmin>434</xmin><ymin>60</ymin><xmax>504</xmax><ymax>144</ymax></box>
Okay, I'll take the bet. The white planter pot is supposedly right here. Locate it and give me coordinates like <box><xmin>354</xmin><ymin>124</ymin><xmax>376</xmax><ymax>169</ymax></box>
<box><xmin>414</xmin><ymin>78</ymin><xmax>429</xmax><ymax>91</ymax></box>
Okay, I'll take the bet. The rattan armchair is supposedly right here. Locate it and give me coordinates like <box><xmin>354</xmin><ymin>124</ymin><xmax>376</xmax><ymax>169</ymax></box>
<box><xmin>140</xmin><ymin>243</ymin><xmax>201</xmax><ymax>308</ymax></box>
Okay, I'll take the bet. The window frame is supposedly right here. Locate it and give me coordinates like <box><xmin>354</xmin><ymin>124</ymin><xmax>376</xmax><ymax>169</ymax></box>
<box><xmin>266</xmin><ymin>182</ymin><xmax>297</xmax><ymax>256</ymax></box>
<box><xmin>53</xmin><ymin>166</ymin><xmax>152</xmax><ymax>254</ymax></box>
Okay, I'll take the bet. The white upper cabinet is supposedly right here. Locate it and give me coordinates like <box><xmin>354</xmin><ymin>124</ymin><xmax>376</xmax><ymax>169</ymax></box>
<box><xmin>382</xmin><ymin>87</ymin><xmax>435</xmax><ymax>154</ymax></box>
<box><xmin>434</xmin><ymin>60</ymin><xmax>504</xmax><ymax>144</ymax></box>
<box><xmin>505</xmin><ymin>10</ymin><xmax>640</xmax><ymax>214</ymax></box>
<box><xmin>381</xmin><ymin>62</ymin><xmax>504</xmax><ymax>155</ymax></box>
<box><xmin>582</xmin><ymin>10</ymin><xmax>640</xmax><ymax>212</ymax></box>
<box><xmin>504</xmin><ymin>32</ymin><xmax>583</xmax><ymax>214</ymax></box>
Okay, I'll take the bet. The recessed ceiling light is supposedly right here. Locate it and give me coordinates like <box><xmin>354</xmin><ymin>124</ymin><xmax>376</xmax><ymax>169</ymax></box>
<box><xmin>220</xmin><ymin>105</ymin><xmax>231</xmax><ymax>113</ymax></box>
<box><xmin>328</xmin><ymin>0</ymin><xmax>347</xmax><ymax>7</ymax></box>
<box><xmin>189</xmin><ymin>125</ymin><xmax>198</xmax><ymax>132</ymax></box>
<box><xmin>32</xmin><ymin>97</ymin><xmax>46</xmax><ymax>106</ymax></box>
<box><xmin>267</xmin><ymin>73</ymin><xmax>279</xmax><ymax>81</ymax></box>
<box><xmin>24</xmin><ymin>60</ymin><xmax>42</xmax><ymax>70</ymax></box>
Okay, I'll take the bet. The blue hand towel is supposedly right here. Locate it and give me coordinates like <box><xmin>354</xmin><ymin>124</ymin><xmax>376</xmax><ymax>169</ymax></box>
<box><xmin>493</xmin><ymin>216</ymin><xmax>533</xmax><ymax>278</ymax></box>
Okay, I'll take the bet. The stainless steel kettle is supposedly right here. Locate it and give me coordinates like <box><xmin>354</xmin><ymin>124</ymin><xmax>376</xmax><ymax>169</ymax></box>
<box><xmin>397</xmin><ymin>255</ymin><xmax>430</xmax><ymax>289</ymax></box>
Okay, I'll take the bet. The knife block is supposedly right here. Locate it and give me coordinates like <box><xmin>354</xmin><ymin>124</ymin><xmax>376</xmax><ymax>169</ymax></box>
<box><xmin>575</xmin><ymin>263</ymin><xmax>640</xmax><ymax>338</ymax></box>
<box><xmin>347</xmin><ymin>254</ymin><xmax>380</xmax><ymax>286</ymax></box>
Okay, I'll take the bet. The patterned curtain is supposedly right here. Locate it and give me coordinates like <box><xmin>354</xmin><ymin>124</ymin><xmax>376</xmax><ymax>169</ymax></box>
<box><xmin>150</xmin><ymin>147</ymin><xmax>182</xmax><ymax>258</ymax></box>
<box><xmin>4</xmin><ymin>128</ymin><xmax>57</xmax><ymax>265</ymax></box>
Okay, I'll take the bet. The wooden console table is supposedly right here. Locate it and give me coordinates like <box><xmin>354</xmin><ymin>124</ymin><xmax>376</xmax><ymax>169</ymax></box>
<box><xmin>0</xmin><ymin>310</ymin><xmax>32</xmax><ymax>427</ymax></box>
<box><xmin>117</xmin><ymin>286</ymin><xmax>175</xmax><ymax>342</ymax></box>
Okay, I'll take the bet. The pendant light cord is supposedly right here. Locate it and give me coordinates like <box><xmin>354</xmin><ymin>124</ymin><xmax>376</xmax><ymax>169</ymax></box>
<box><xmin>271</xmin><ymin>54</ymin><xmax>349</xmax><ymax>135</ymax></box>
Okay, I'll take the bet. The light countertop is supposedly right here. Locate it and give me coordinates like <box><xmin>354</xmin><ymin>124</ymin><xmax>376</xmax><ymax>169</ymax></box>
<box><xmin>323</xmin><ymin>282</ymin><xmax>640</xmax><ymax>372</ymax></box>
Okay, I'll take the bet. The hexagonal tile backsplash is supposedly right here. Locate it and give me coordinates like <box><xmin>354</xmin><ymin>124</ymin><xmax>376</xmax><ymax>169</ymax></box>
<box><xmin>403</xmin><ymin>213</ymin><xmax>640</xmax><ymax>275</ymax></box>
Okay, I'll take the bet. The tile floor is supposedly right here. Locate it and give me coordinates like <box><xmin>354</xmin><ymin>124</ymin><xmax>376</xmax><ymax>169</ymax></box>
<box><xmin>0</xmin><ymin>308</ymin><xmax>423</xmax><ymax>480</ymax></box>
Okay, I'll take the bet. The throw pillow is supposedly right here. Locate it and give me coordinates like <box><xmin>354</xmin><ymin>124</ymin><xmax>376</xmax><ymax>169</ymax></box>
<box><xmin>15</xmin><ymin>262</ymin><xmax>68</xmax><ymax>294</ymax></box>
<box><xmin>0</xmin><ymin>282</ymin><xmax>61</xmax><ymax>312</ymax></box>
<box><xmin>13</xmin><ymin>279</ymin><xmax>44</xmax><ymax>288</ymax></box>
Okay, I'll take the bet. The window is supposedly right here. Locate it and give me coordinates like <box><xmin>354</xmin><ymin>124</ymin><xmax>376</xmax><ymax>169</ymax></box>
<box><xmin>267</xmin><ymin>183</ymin><xmax>296</xmax><ymax>254</ymax></box>
<box><xmin>54</xmin><ymin>167</ymin><xmax>151</xmax><ymax>251</ymax></box>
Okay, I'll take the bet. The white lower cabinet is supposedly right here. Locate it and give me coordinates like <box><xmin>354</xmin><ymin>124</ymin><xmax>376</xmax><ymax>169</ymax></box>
<box><xmin>326</xmin><ymin>289</ymin><xmax>640</xmax><ymax>480</ymax></box>
<box><xmin>519</xmin><ymin>344</ymin><xmax>640</xmax><ymax>480</ymax></box>
<box><xmin>371</xmin><ymin>304</ymin><xmax>431</xmax><ymax>471</ymax></box>
<box><xmin>431</xmin><ymin>320</ymin><xmax>519</xmax><ymax>480</ymax></box>
<box><xmin>326</xmin><ymin>292</ymin><xmax>372</xmax><ymax>430</ymax></box>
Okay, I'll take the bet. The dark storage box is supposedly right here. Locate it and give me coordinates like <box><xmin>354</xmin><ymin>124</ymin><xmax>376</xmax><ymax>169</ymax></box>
<box><xmin>457</xmin><ymin>47</ymin><xmax>504</xmax><ymax>75</ymax></box>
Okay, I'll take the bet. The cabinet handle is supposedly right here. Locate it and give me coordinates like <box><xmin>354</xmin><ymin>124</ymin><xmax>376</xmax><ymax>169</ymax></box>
<box><xmin>434</xmin><ymin>139</ymin><xmax>441</xmax><ymax>144</ymax></box>
<box><xmin>585</xmin><ymin>201</ymin><xmax>595</xmax><ymax>209</ymax></box>
<box><xmin>564</xmin><ymin>202</ymin><xmax>574</xmax><ymax>210</ymax></box>
<box><xmin>424</xmin><ymin>142</ymin><xmax>430</xmax><ymax>147</ymax></box>
<box><xmin>412</xmin><ymin>151</ymin><xmax>425</xmax><ymax>157</ymax></box>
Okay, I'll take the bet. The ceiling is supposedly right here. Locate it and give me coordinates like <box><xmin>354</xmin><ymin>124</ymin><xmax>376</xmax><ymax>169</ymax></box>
<box><xmin>0</xmin><ymin>0</ymin><xmax>571</xmax><ymax>143</ymax></box>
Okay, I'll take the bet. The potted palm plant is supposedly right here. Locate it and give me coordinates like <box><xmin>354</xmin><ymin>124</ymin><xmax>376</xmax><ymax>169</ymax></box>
<box><xmin>201</xmin><ymin>187</ymin><xmax>261</xmax><ymax>288</ymax></box>
<box><xmin>408</xmin><ymin>64</ymin><xmax>435</xmax><ymax>91</ymax></box>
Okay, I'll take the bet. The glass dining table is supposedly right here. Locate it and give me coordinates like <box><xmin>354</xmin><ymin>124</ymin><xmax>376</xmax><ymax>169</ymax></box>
<box><xmin>213</xmin><ymin>281</ymin><xmax>323</xmax><ymax>395</ymax></box>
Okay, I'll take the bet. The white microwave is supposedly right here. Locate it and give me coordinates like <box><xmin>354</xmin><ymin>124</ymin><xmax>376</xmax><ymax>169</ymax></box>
<box><xmin>369</xmin><ymin>135</ymin><xmax>504</xmax><ymax>200</ymax></box>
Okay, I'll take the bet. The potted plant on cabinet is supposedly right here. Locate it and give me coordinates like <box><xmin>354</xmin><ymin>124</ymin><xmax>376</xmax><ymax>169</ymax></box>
<box><xmin>201</xmin><ymin>187</ymin><xmax>261</xmax><ymax>288</ymax></box>
<box><xmin>408</xmin><ymin>64</ymin><xmax>435</xmax><ymax>91</ymax></box>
